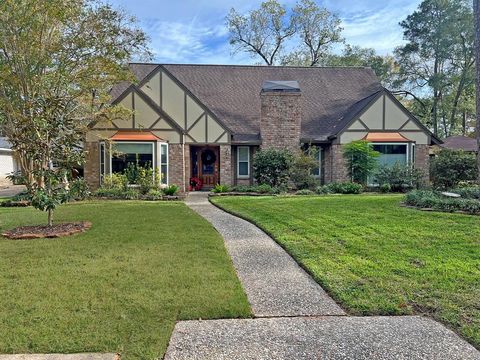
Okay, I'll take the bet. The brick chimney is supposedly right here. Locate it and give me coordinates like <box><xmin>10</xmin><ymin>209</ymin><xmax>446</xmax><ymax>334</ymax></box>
<box><xmin>260</xmin><ymin>80</ymin><xmax>302</xmax><ymax>151</ymax></box>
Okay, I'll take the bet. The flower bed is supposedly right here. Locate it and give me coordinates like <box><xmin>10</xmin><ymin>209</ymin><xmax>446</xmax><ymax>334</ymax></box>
<box><xmin>2</xmin><ymin>221</ymin><xmax>92</xmax><ymax>239</ymax></box>
<box><xmin>404</xmin><ymin>189</ymin><xmax>480</xmax><ymax>215</ymax></box>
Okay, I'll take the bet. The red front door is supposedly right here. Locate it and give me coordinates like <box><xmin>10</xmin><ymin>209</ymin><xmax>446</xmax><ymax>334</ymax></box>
<box><xmin>193</xmin><ymin>146</ymin><xmax>219</xmax><ymax>188</ymax></box>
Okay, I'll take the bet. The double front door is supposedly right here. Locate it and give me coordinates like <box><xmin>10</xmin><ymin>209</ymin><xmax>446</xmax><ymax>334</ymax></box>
<box><xmin>191</xmin><ymin>146</ymin><xmax>219</xmax><ymax>188</ymax></box>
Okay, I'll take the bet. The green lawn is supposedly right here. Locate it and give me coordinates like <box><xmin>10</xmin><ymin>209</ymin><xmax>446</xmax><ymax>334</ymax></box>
<box><xmin>211</xmin><ymin>195</ymin><xmax>480</xmax><ymax>349</ymax></box>
<box><xmin>0</xmin><ymin>201</ymin><xmax>251</xmax><ymax>359</ymax></box>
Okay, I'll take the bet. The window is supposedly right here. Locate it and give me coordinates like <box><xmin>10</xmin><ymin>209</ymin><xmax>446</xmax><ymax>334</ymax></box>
<box><xmin>111</xmin><ymin>142</ymin><xmax>154</xmax><ymax>174</ymax></box>
<box><xmin>160</xmin><ymin>143</ymin><xmax>168</xmax><ymax>184</ymax></box>
<box><xmin>312</xmin><ymin>147</ymin><xmax>322</xmax><ymax>177</ymax></box>
<box><xmin>99</xmin><ymin>142</ymin><xmax>105</xmax><ymax>182</ymax></box>
<box><xmin>372</xmin><ymin>143</ymin><xmax>408</xmax><ymax>167</ymax></box>
<box><xmin>237</xmin><ymin>146</ymin><xmax>250</xmax><ymax>178</ymax></box>
<box><xmin>370</xmin><ymin>142</ymin><xmax>410</xmax><ymax>185</ymax></box>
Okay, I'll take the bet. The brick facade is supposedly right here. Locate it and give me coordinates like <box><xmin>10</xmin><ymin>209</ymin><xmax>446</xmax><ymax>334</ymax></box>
<box><xmin>220</xmin><ymin>145</ymin><xmax>233</xmax><ymax>186</ymax></box>
<box><xmin>324</xmin><ymin>144</ymin><xmax>349</xmax><ymax>183</ymax></box>
<box><xmin>414</xmin><ymin>144</ymin><xmax>430</xmax><ymax>183</ymax></box>
<box><xmin>168</xmin><ymin>144</ymin><xmax>190</xmax><ymax>193</ymax></box>
<box><xmin>260</xmin><ymin>92</ymin><xmax>302</xmax><ymax>152</ymax></box>
<box><xmin>84</xmin><ymin>142</ymin><xmax>100</xmax><ymax>190</ymax></box>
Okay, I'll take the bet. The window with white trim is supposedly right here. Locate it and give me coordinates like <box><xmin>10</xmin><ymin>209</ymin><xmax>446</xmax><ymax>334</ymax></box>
<box><xmin>312</xmin><ymin>147</ymin><xmax>322</xmax><ymax>177</ymax></box>
<box><xmin>369</xmin><ymin>142</ymin><xmax>412</xmax><ymax>185</ymax></box>
<box><xmin>237</xmin><ymin>146</ymin><xmax>250</xmax><ymax>178</ymax></box>
<box><xmin>99</xmin><ymin>142</ymin><xmax>106</xmax><ymax>182</ymax></box>
<box><xmin>160</xmin><ymin>143</ymin><xmax>168</xmax><ymax>184</ymax></box>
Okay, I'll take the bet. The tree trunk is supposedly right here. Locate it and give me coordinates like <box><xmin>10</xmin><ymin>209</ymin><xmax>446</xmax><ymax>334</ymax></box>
<box><xmin>463</xmin><ymin>111</ymin><xmax>467</xmax><ymax>136</ymax></box>
<box><xmin>48</xmin><ymin>208</ymin><xmax>53</xmax><ymax>227</ymax></box>
<box><xmin>475</xmin><ymin>0</ymin><xmax>480</xmax><ymax>182</ymax></box>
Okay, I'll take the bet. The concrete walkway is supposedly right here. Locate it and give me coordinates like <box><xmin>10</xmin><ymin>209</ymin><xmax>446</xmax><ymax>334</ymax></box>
<box><xmin>185</xmin><ymin>192</ymin><xmax>344</xmax><ymax>317</ymax></box>
<box><xmin>164</xmin><ymin>192</ymin><xmax>480</xmax><ymax>360</ymax></box>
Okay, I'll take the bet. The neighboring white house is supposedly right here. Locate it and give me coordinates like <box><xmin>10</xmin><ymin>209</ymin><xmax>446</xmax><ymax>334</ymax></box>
<box><xmin>0</xmin><ymin>137</ymin><xmax>18</xmax><ymax>185</ymax></box>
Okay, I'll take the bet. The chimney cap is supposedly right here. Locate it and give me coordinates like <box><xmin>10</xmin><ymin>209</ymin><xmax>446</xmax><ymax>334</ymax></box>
<box><xmin>261</xmin><ymin>80</ymin><xmax>300</xmax><ymax>93</ymax></box>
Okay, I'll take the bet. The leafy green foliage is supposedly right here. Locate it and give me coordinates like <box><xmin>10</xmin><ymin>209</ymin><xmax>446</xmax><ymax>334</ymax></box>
<box><xmin>295</xmin><ymin>189</ymin><xmax>314</xmax><ymax>195</ymax></box>
<box><xmin>252</xmin><ymin>148</ymin><xmax>294</xmax><ymax>188</ymax></box>
<box><xmin>162</xmin><ymin>184</ymin><xmax>179</xmax><ymax>196</ymax></box>
<box><xmin>68</xmin><ymin>178</ymin><xmax>90</xmax><ymax>200</ymax></box>
<box><xmin>405</xmin><ymin>190</ymin><xmax>480</xmax><ymax>214</ymax></box>
<box><xmin>103</xmin><ymin>173</ymin><xmax>128</xmax><ymax>190</ymax></box>
<box><xmin>290</xmin><ymin>147</ymin><xmax>319</xmax><ymax>190</ymax></box>
<box><xmin>93</xmin><ymin>187</ymin><xmax>140</xmax><ymax>200</ymax></box>
<box><xmin>212</xmin><ymin>184</ymin><xmax>231</xmax><ymax>193</ymax></box>
<box><xmin>342</xmin><ymin>140</ymin><xmax>379</xmax><ymax>185</ymax></box>
<box><xmin>430</xmin><ymin>149</ymin><xmax>477</xmax><ymax>189</ymax></box>
<box><xmin>452</xmin><ymin>186</ymin><xmax>480</xmax><ymax>199</ymax></box>
<box><xmin>375</xmin><ymin>163</ymin><xmax>425</xmax><ymax>192</ymax></box>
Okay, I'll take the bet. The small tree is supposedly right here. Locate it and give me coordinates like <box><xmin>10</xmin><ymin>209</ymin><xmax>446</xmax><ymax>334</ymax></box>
<box><xmin>252</xmin><ymin>148</ymin><xmax>294</xmax><ymax>188</ymax></box>
<box><xmin>431</xmin><ymin>149</ymin><xmax>477</xmax><ymax>189</ymax></box>
<box><xmin>343</xmin><ymin>140</ymin><xmax>380</xmax><ymax>185</ymax></box>
<box><xmin>0</xmin><ymin>0</ymin><xmax>150</xmax><ymax>225</ymax></box>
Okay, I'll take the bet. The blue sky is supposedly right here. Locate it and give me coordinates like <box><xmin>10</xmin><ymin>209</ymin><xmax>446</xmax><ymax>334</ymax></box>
<box><xmin>110</xmin><ymin>0</ymin><xmax>422</xmax><ymax>64</ymax></box>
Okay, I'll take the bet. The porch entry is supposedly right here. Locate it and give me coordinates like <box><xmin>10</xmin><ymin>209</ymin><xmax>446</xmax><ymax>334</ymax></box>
<box><xmin>191</xmin><ymin>146</ymin><xmax>220</xmax><ymax>188</ymax></box>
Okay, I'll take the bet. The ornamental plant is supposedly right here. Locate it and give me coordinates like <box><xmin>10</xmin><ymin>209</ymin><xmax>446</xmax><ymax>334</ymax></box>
<box><xmin>252</xmin><ymin>148</ymin><xmax>294</xmax><ymax>187</ymax></box>
<box><xmin>343</xmin><ymin>140</ymin><xmax>380</xmax><ymax>185</ymax></box>
<box><xmin>430</xmin><ymin>149</ymin><xmax>477</xmax><ymax>189</ymax></box>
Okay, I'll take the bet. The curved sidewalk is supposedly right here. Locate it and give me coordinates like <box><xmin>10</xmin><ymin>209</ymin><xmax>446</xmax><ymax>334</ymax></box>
<box><xmin>185</xmin><ymin>192</ymin><xmax>344</xmax><ymax>317</ymax></box>
<box><xmin>164</xmin><ymin>192</ymin><xmax>480</xmax><ymax>360</ymax></box>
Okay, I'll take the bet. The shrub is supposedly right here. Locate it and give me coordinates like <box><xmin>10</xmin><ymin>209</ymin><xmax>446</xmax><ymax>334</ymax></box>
<box><xmin>212</xmin><ymin>184</ymin><xmax>231</xmax><ymax>193</ymax></box>
<box><xmin>232</xmin><ymin>185</ymin><xmax>254</xmax><ymax>192</ymax></box>
<box><xmin>451</xmin><ymin>186</ymin><xmax>480</xmax><ymax>200</ymax></box>
<box><xmin>93</xmin><ymin>187</ymin><xmax>140</xmax><ymax>200</ymax></box>
<box><xmin>103</xmin><ymin>173</ymin><xmax>128</xmax><ymax>190</ymax></box>
<box><xmin>375</xmin><ymin>163</ymin><xmax>424</xmax><ymax>192</ymax></box>
<box><xmin>379</xmin><ymin>183</ymin><xmax>391</xmax><ymax>193</ymax></box>
<box><xmin>254</xmin><ymin>183</ymin><xmax>274</xmax><ymax>194</ymax></box>
<box><xmin>252</xmin><ymin>148</ymin><xmax>294</xmax><ymax>188</ymax></box>
<box><xmin>295</xmin><ymin>189</ymin><xmax>314</xmax><ymax>195</ymax></box>
<box><xmin>327</xmin><ymin>182</ymin><xmax>363</xmax><ymax>194</ymax></box>
<box><xmin>137</xmin><ymin>167</ymin><xmax>160</xmax><ymax>194</ymax></box>
<box><xmin>430</xmin><ymin>149</ymin><xmax>477</xmax><ymax>189</ymax></box>
<box><xmin>290</xmin><ymin>148</ymin><xmax>319</xmax><ymax>190</ymax></box>
<box><xmin>6</xmin><ymin>171</ymin><xmax>26</xmax><ymax>185</ymax></box>
<box><xmin>404</xmin><ymin>190</ymin><xmax>480</xmax><ymax>214</ymax></box>
<box><xmin>162</xmin><ymin>184</ymin><xmax>179</xmax><ymax>196</ymax></box>
<box><xmin>343</xmin><ymin>140</ymin><xmax>379</xmax><ymax>185</ymax></box>
<box><xmin>68</xmin><ymin>178</ymin><xmax>90</xmax><ymax>200</ymax></box>
<box><xmin>143</xmin><ymin>189</ymin><xmax>163</xmax><ymax>201</ymax></box>
<box><xmin>314</xmin><ymin>185</ymin><xmax>332</xmax><ymax>195</ymax></box>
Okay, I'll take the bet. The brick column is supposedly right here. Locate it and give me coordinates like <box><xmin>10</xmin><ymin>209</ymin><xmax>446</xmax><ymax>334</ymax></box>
<box><xmin>414</xmin><ymin>144</ymin><xmax>430</xmax><ymax>184</ymax></box>
<box><xmin>168</xmin><ymin>143</ymin><xmax>189</xmax><ymax>193</ymax></box>
<box><xmin>84</xmin><ymin>142</ymin><xmax>100</xmax><ymax>190</ymax></box>
<box><xmin>220</xmin><ymin>145</ymin><xmax>233</xmax><ymax>186</ymax></box>
<box><xmin>324</xmin><ymin>144</ymin><xmax>349</xmax><ymax>183</ymax></box>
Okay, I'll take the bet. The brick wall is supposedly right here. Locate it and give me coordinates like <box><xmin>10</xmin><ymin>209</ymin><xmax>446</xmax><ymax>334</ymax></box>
<box><xmin>260</xmin><ymin>92</ymin><xmax>302</xmax><ymax>152</ymax></box>
<box><xmin>220</xmin><ymin>145</ymin><xmax>233</xmax><ymax>186</ymax></box>
<box><xmin>414</xmin><ymin>144</ymin><xmax>430</xmax><ymax>183</ymax></box>
<box><xmin>84</xmin><ymin>142</ymin><xmax>100</xmax><ymax>190</ymax></box>
<box><xmin>324</xmin><ymin>144</ymin><xmax>349</xmax><ymax>183</ymax></box>
<box><xmin>168</xmin><ymin>144</ymin><xmax>189</xmax><ymax>193</ymax></box>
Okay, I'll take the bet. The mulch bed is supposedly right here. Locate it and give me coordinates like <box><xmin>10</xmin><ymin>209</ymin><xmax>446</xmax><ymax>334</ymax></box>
<box><xmin>2</xmin><ymin>221</ymin><xmax>92</xmax><ymax>240</ymax></box>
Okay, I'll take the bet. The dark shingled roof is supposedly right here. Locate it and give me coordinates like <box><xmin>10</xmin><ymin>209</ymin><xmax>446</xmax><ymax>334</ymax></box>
<box><xmin>112</xmin><ymin>64</ymin><xmax>385</xmax><ymax>140</ymax></box>
<box><xmin>441</xmin><ymin>136</ymin><xmax>478</xmax><ymax>152</ymax></box>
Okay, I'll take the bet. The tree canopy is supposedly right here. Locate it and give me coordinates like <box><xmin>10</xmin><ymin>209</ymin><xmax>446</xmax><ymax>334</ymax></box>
<box><xmin>0</xmin><ymin>0</ymin><xmax>150</xmax><ymax>224</ymax></box>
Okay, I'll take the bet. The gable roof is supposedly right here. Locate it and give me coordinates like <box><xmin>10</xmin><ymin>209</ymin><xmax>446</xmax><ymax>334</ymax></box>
<box><xmin>111</xmin><ymin>64</ymin><xmax>436</xmax><ymax>143</ymax></box>
<box><xmin>441</xmin><ymin>136</ymin><xmax>477</xmax><ymax>152</ymax></box>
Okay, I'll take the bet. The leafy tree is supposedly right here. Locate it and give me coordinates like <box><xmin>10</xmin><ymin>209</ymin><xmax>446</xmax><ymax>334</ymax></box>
<box><xmin>343</xmin><ymin>140</ymin><xmax>379</xmax><ymax>185</ymax></box>
<box><xmin>394</xmin><ymin>0</ymin><xmax>475</xmax><ymax>137</ymax></box>
<box><xmin>0</xmin><ymin>0</ymin><xmax>150</xmax><ymax>225</ymax></box>
<box><xmin>226</xmin><ymin>0</ymin><xmax>342</xmax><ymax>66</ymax></box>
<box><xmin>430</xmin><ymin>149</ymin><xmax>477</xmax><ymax>189</ymax></box>
<box><xmin>252</xmin><ymin>148</ymin><xmax>294</xmax><ymax>187</ymax></box>
<box><xmin>226</xmin><ymin>0</ymin><xmax>295</xmax><ymax>65</ymax></box>
<box><xmin>475</xmin><ymin>0</ymin><xmax>480</xmax><ymax>181</ymax></box>
<box><xmin>291</xmin><ymin>0</ymin><xmax>343</xmax><ymax>66</ymax></box>
<box><xmin>323</xmin><ymin>45</ymin><xmax>397</xmax><ymax>88</ymax></box>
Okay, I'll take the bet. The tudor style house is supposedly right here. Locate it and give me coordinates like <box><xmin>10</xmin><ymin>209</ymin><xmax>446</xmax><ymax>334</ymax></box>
<box><xmin>84</xmin><ymin>64</ymin><xmax>439</xmax><ymax>192</ymax></box>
